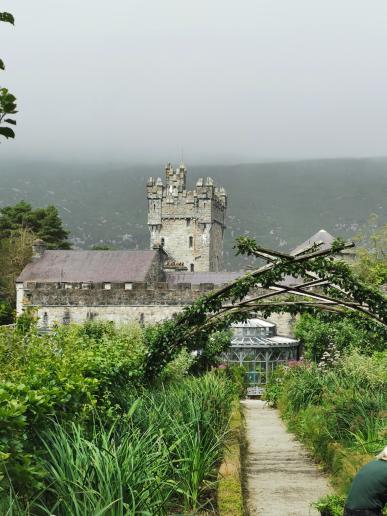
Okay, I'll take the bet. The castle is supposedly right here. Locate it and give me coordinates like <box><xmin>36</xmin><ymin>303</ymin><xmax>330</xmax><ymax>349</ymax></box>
<box><xmin>15</xmin><ymin>163</ymin><xmax>328</xmax><ymax>335</ymax></box>
<box><xmin>16</xmin><ymin>164</ymin><xmax>246</xmax><ymax>329</ymax></box>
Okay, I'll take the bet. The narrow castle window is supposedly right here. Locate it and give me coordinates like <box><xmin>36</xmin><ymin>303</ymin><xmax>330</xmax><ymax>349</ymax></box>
<box><xmin>189</xmin><ymin>236</ymin><xmax>193</xmax><ymax>248</ymax></box>
<box><xmin>153</xmin><ymin>203</ymin><xmax>156</xmax><ymax>210</ymax></box>
<box><xmin>161</xmin><ymin>237</ymin><xmax>165</xmax><ymax>246</ymax></box>
<box><xmin>190</xmin><ymin>263</ymin><xmax>194</xmax><ymax>272</ymax></box>
<box><xmin>186</xmin><ymin>218</ymin><xmax>191</xmax><ymax>226</ymax></box>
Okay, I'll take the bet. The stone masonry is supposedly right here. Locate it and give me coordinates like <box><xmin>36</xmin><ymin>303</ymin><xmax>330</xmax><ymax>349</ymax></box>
<box><xmin>147</xmin><ymin>163</ymin><xmax>227</xmax><ymax>272</ymax></box>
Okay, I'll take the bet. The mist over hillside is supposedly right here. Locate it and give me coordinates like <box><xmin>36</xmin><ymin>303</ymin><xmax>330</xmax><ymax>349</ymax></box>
<box><xmin>1</xmin><ymin>158</ymin><xmax>386</xmax><ymax>270</ymax></box>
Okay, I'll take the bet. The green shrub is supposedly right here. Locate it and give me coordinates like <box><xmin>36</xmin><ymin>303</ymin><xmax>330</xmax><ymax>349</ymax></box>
<box><xmin>0</xmin><ymin>322</ymin><xmax>147</xmax><ymax>493</ymax></box>
<box><xmin>0</xmin><ymin>300</ymin><xmax>13</xmax><ymax>325</ymax></box>
<box><xmin>294</xmin><ymin>313</ymin><xmax>386</xmax><ymax>361</ymax></box>
<box><xmin>158</xmin><ymin>347</ymin><xmax>195</xmax><ymax>382</ymax></box>
<box><xmin>313</xmin><ymin>494</ymin><xmax>346</xmax><ymax>516</ymax></box>
<box><xmin>221</xmin><ymin>364</ymin><xmax>248</xmax><ymax>399</ymax></box>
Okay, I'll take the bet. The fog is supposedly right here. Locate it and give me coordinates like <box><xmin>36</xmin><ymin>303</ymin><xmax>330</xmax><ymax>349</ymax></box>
<box><xmin>2</xmin><ymin>0</ymin><xmax>387</xmax><ymax>163</ymax></box>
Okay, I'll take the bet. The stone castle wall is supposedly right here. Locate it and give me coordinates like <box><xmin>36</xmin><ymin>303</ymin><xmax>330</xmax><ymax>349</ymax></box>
<box><xmin>19</xmin><ymin>280</ymin><xmax>295</xmax><ymax>336</ymax></box>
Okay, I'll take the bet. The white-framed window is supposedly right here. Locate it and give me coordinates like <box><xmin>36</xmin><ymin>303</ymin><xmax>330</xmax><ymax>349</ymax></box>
<box><xmin>104</xmin><ymin>283</ymin><xmax>111</xmax><ymax>290</ymax></box>
<box><xmin>64</xmin><ymin>283</ymin><xmax>73</xmax><ymax>289</ymax></box>
<box><xmin>125</xmin><ymin>283</ymin><xmax>133</xmax><ymax>290</ymax></box>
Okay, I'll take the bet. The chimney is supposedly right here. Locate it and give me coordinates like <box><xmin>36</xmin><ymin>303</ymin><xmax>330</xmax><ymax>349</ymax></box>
<box><xmin>32</xmin><ymin>239</ymin><xmax>46</xmax><ymax>259</ymax></box>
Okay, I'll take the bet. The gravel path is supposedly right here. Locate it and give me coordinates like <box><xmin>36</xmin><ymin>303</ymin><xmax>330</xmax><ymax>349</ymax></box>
<box><xmin>242</xmin><ymin>400</ymin><xmax>331</xmax><ymax>516</ymax></box>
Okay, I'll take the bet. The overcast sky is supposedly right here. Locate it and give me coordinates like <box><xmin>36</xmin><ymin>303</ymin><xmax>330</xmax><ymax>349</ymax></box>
<box><xmin>2</xmin><ymin>0</ymin><xmax>387</xmax><ymax>163</ymax></box>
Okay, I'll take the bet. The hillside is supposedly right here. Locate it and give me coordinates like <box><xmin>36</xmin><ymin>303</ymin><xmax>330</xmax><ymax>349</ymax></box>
<box><xmin>1</xmin><ymin>158</ymin><xmax>386</xmax><ymax>269</ymax></box>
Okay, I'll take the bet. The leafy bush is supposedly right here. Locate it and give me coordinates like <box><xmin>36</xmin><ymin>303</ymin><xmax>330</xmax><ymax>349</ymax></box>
<box><xmin>220</xmin><ymin>364</ymin><xmax>248</xmax><ymax>399</ymax></box>
<box><xmin>294</xmin><ymin>313</ymin><xmax>386</xmax><ymax>361</ymax></box>
<box><xmin>0</xmin><ymin>300</ymin><xmax>13</xmax><ymax>325</ymax></box>
<box><xmin>0</xmin><ymin>321</ymin><xmax>147</xmax><ymax>493</ymax></box>
<box><xmin>313</xmin><ymin>494</ymin><xmax>346</xmax><ymax>516</ymax></box>
<box><xmin>158</xmin><ymin>347</ymin><xmax>195</xmax><ymax>382</ymax></box>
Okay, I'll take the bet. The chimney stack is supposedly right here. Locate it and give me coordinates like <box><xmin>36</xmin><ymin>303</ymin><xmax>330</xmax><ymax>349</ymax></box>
<box><xmin>32</xmin><ymin>239</ymin><xmax>46</xmax><ymax>259</ymax></box>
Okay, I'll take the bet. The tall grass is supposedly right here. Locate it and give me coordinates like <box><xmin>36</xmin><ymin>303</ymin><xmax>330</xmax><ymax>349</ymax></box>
<box><xmin>36</xmin><ymin>422</ymin><xmax>174</xmax><ymax>515</ymax></box>
<box><xmin>5</xmin><ymin>373</ymin><xmax>234</xmax><ymax>515</ymax></box>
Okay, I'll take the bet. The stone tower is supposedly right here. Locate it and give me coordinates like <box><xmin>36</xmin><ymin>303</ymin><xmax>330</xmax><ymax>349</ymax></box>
<box><xmin>147</xmin><ymin>163</ymin><xmax>227</xmax><ymax>272</ymax></box>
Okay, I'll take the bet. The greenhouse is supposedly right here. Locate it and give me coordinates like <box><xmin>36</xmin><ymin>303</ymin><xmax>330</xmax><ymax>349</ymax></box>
<box><xmin>221</xmin><ymin>318</ymin><xmax>299</xmax><ymax>395</ymax></box>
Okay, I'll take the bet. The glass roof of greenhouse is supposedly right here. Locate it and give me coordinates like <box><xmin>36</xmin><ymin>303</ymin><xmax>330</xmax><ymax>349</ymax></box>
<box><xmin>231</xmin><ymin>335</ymin><xmax>299</xmax><ymax>348</ymax></box>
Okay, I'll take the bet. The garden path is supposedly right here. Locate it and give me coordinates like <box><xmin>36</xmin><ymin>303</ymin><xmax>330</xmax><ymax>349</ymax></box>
<box><xmin>242</xmin><ymin>400</ymin><xmax>331</xmax><ymax>516</ymax></box>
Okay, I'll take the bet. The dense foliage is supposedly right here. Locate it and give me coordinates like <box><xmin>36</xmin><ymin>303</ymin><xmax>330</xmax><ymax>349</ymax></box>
<box><xmin>294</xmin><ymin>313</ymin><xmax>386</xmax><ymax>361</ymax></box>
<box><xmin>0</xmin><ymin>202</ymin><xmax>70</xmax><ymax>323</ymax></box>
<box><xmin>0</xmin><ymin>320</ymin><xmax>237</xmax><ymax>514</ymax></box>
<box><xmin>0</xmin><ymin>228</ymin><xmax>34</xmax><ymax>323</ymax></box>
<box><xmin>0</xmin><ymin>321</ymin><xmax>147</xmax><ymax>493</ymax></box>
<box><xmin>2</xmin><ymin>374</ymin><xmax>234</xmax><ymax>514</ymax></box>
<box><xmin>0</xmin><ymin>201</ymin><xmax>70</xmax><ymax>248</ymax></box>
<box><xmin>265</xmin><ymin>351</ymin><xmax>387</xmax><ymax>513</ymax></box>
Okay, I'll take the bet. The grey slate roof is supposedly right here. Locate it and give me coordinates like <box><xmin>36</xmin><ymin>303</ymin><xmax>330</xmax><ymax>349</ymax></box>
<box><xmin>17</xmin><ymin>250</ymin><xmax>157</xmax><ymax>283</ymax></box>
<box><xmin>290</xmin><ymin>229</ymin><xmax>335</xmax><ymax>256</ymax></box>
<box><xmin>166</xmin><ymin>271</ymin><xmax>242</xmax><ymax>285</ymax></box>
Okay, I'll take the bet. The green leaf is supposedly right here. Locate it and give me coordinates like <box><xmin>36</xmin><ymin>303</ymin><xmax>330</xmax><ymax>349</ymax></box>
<box><xmin>0</xmin><ymin>58</ymin><xmax>4</xmax><ymax>70</ymax></box>
<box><xmin>4</xmin><ymin>118</ymin><xmax>16</xmax><ymax>125</ymax></box>
<box><xmin>0</xmin><ymin>12</ymin><xmax>15</xmax><ymax>25</ymax></box>
<box><xmin>0</xmin><ymin>126</ymin><xmax>15</xmax><ymax>138</ymax></box>
<box><xmin>0</xmin><ymin>88</ymin><xmax>18</xmax><ymax>114</ymax></box>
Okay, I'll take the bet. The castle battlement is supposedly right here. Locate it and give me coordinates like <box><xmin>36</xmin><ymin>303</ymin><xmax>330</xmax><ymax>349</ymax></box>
<box><xmin>147</xmin><ymin>165</ymin><xmax>227</xmax><ymax>208</ymax></box>
<box><xmin>147</xmin><ymin>163</ymin><xmax>227</xmax><ymax>272</ymax></box>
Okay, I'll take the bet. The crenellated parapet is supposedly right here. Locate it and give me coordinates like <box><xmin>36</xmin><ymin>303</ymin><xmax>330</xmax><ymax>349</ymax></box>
<box><xmin>146</xmin><ymin>166</ymin><xmax>227</xmax><ymax>210</ymax></box>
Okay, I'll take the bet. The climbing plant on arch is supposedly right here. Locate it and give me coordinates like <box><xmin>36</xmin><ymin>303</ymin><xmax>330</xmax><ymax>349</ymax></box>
<box><xmin>145</xmin><ymin>237</ymin><xmax>387</xmax><ymax>377</ymax></box>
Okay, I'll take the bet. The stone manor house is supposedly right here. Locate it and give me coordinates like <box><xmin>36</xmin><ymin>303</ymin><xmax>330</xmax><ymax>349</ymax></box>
<box><xmin>16</xmin><ymin>163</ymin><xmax>333</xmax><ymax>334</ymax></box>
